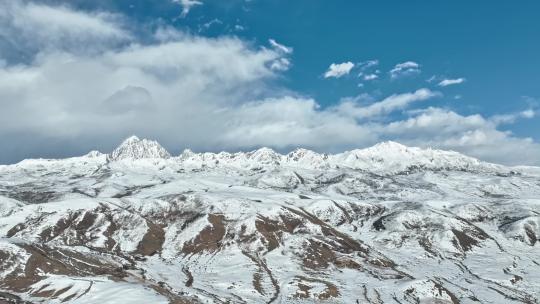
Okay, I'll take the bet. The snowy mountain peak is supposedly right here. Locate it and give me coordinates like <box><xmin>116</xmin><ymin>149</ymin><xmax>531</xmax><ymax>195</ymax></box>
<box><xmin>108</xmin><ymin>136</ymin><xmax>171</xmax><ymax>161</ymax></box>
<box><xmin>247</xmin><ymin>147</ymin><xmax>281</xmax><ymax>164</ymax></box>
<box><xmin>370</xmin><ymin>140</ymin><xmax>408</xmax><ymax>151</ymax></box>
<box><xmin>83</xmin><ymin>150</ymin><xmax>105</xmax><ymax>158</ymax></box>
<box><xmin>335</xmin><ymin>141</ymin><xmax>488</xmax><ymax>173</ymax></box>
<box><xmin>122</xmin><ymin>135</ymin><xmax>141</xmax><ymax>143</ymax></box>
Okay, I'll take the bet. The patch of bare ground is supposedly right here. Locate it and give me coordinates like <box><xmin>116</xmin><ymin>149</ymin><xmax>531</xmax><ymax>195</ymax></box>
<box><xmin>451</xmin><ymin>229</ymin><xmax>480</xmax><ymax>252</ymax></box>
<box><xmin>255</xmin><ymin>215</ymin><xmax>282</xmax><ymax>252</ymax></box>
<box><xmin>242</xmin><ymin>251</ymin><xmax>280</xmax><ymax>303</ymax></box>
<box><xmin>293</xmin><ymin>276</ymin><xmax>339</xmax><ymax>300</ymax></box>
<box><xmin>1</xmin><ymin>244</ymin><xmax>125</xmax><ymax>295</ymax></box>
<box><xmin>404</xmin><ymin>282</ymin><xmax>460</xmax><ymax>304</ymax></box>
<box><xmin>331</xmin><ymin>201</ymin><xmax>353</xmax><ymax>225</ymax></box>
<box><xmin>334</xmin><ymin>257</ymin><xmax>362</xmax><ymax>270</ymax></box>
<box><xmin>0</xmin><ymin>291</ymin><xmax>33</xmax><ymax>304</ymax></box>
<box><xmin>454</xmin><ymin>260</ymin><xmax>537</xmax><ymax>303</ymax></box>
<box><xmin>182</xmin><ymin>214</ymin><xmax>226</xmax><ymax>255</ymax></box>
<box><xmin>136</xmin><ymin>220</ymin><xmax>165</xmax><ymax>256</ymax></box>
<box><xmin>252</xmin><ymin>272</ymin><xmax>264</xmax><ymax>295</ymax></box>
<box><xmin>285</xmin><ymin>207</ymin><xmax>369</xmax><ymax>255</ymax></box>
<box><xmin>6</xmin><ymin>211</ymin><xmax>55</xmax><ymax>238</ymax></box>
<box><xmin>40</xmin><ymin>212</ymin><xmax>79</xmax><ymax>242</ymax></box>
<box><xmin>524</xmin><ymin>225</ymin><xmax>537</xmax><ymax>246</ymax></box>
<box><xmin>418</xmin><ymin>236</ymin><xmax>441</xmax><ymax>257</ymax></box>
<box><xmin>302</xmin><ymin>239</ymin><xmax>336</xmax><ymax>270</ymax></box>
<box><xmin>433</xmin><ymin>282</ymin><xmax>460</xmax><ymax>304</ymax></box>
<box><xmin>182</xmin><ymin>267</ymin><xmax>194</xmax><ymax>287</ymax></box>
<box><xmin>289</xmin><ymin>206</ymin><xmax>414</xmax><ymax>280</ymax></box>
<box><xmin>149</xmin><ymin>282</ymin><xmax>200</xmax><ymax>304</ymax></box>
<box><xmin>254</xmin><ymin>213</ymin><xmax>303</xmax><ymax>252</ymax></box>
<box><xmin>361</xmin><ymin>285</ymin><xmax>383</xmax><ymax>304</ymax></box>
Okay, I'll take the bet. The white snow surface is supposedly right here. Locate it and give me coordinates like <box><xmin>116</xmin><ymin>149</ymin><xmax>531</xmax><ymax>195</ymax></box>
<box><xmin>0</xmin><ymin>138</ymin><xmax>539</xmax><ymax>303</ymax></box>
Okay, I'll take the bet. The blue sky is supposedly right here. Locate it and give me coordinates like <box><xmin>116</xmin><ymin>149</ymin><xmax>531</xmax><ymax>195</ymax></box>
<box><xmin>0</xmin><ymin>0</ymin><xmax>539</xmax><ymax>164</ymax></box>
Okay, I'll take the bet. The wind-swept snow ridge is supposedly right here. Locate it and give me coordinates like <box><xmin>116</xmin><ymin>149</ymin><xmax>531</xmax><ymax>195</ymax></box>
<box><xmin>108</xmin><ymin>135</ymin><xmax>171</xmax><ymax>161</ymax></box>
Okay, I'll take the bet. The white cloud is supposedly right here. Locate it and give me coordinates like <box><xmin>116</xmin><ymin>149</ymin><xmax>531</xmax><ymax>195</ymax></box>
<box><xmin>438</xmin><ymin>78</ymin><xmax>466</xmax><ymax>87</ymax></box>
<box><xmin>335</xmin><ymin>89</ymin><xmax>439</xmax><ymax>119</ymax></box>
<box><xmin>324</xmin><ymin>62</ymin><xmax>354</xmax><ymax>78</ymax></box>
<box><xmin>383</xmin><ymin>108</ymin><xmax>540</xmax><ymax>165</ymax></box>
<box><xmin>363</xmin><ymin>74</ymin><xmax>378</xmax><ymax>81</ymax></box>
<box><xmin>0</xmin><ymin>1</ymin><xmax>539</xmax><ymax>166</ymax></box>
<box><xmin>0</xmin><ymin>23</ymin><xmax>288</xmax><ymax>157</ymax></box>
<box><xmin>173</xmin><ymin>0</ymin><xmax>203</xmax><ymax>17</ymax></box>
<box><xmin>0</xmin><ymin>1</ymin><xmax>130</xmax><ymax>57</ymax></box>
<box><xmin>267</xmin><ymin>40</ymin><xmax>292</xmax><ymax>71</ymax></box>
<box><xmin>201</xmin><ymin>18</ymin><xmax>222</xmax><ymax>30</ymax></box>
<box><xmin>521</xmin><ymin>109</ymin><xmax>536</xmax><ymax>118</ymax></box>
<box><xmin>358</xmin><ymin>59</ymin><xmax>379</xmax><ymax>70</ymax></box>
<box><xmin>390</xmin><ymin>61</ymin><xmax>421</xmax><ymax>79</ymax></box>
<box><xmin>490</xmin><ymin>109</ymin><xmax>536</xmax><ymax>124</ymax></box>
<box><xmin>270</xmin><ymin>58</ymin><xmax>291</xmax><ymax>71</ymax></box>
<box><xmin>269</xmin><ymin>39</ymin><xmax>293</xmax><ymax>54</ymax></box>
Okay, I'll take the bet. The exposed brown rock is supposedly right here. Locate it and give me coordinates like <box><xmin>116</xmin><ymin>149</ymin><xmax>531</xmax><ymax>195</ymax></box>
<box><xmin>255</xmin><ymin>215</ymin><xmax>282</xmax><ymax>251</ymax></box>
<box><xmin>136</xmin><ymin>220</ymin><xmax>165</xmax><ymax>256</ymax></box>
<box><xmin>302</xmin><ymin>239</ymin><xmax>336</xmax><ymax>270</ymax></box>
<box><xmin>451</xmin><ymin>229</ymin><xmax>479</xmax><ymax>252</ymax></box>
<box><xmin>293</xmin><ymin>276</ymin><xmax>340</xmax><ymax>300</ymax></box>
<box><xmin>182</xmin><ymin>214</ymin><xmax>226</xmax><ymax>255</ymax></box>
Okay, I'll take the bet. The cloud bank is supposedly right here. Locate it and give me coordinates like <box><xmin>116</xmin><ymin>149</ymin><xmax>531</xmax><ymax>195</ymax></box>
<box><xmin>0</xmin><ymin>1</ymin><xmax>539</xmax><ymax>166</ymax></box>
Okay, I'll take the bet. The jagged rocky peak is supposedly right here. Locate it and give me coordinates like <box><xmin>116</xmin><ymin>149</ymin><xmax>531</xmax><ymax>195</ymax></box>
<box><xmin>108</xmin><ymin>135</ymin><xmax>171</xmax><ymax>161</ymax></box>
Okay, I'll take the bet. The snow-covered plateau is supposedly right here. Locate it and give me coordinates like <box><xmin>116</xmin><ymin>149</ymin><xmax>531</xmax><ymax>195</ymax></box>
<box><xmin>1</xmin><ymin>136</ymin><xmax>539</xmax><ymax>303</ymax></box>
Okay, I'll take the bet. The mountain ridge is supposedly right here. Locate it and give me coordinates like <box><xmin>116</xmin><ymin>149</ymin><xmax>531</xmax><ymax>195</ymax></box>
<box><xmin>0</xmin><ymin>136</ymin><xmax>539</xmax><ymax>303</ymax></box>
<box><xmin>3</xmin><ymin>136</ymin><xmax>514</xmax><ymax>176</ymax></box>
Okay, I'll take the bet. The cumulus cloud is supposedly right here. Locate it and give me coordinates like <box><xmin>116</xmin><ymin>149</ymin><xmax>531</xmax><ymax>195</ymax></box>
<box><xmin>324</xmin><ymin>62</ymin><xmax>354</xmax><ymax>78</ymax></box>
<box><xmin>390</xmin><ymin>61</ymin><xmax>421</xmax><ymax>79</ymax></box>
<box><xmin>0</xmin><ymin>1</ymin><xmax>539</xmax><ymax>166</ymax></box>
<box><xmin>383</xmin><ymin>108</ymin><xmax>540</xmax><ymax>165</ymax></box>
<box><xmin>0</xmin><ymin>11</ymin><xmax>289</xmax><ymax>160</ymax></box>
<box><xmin>438</xmin><ymin>78</ymin><xmax>466</xmax><ymax>87</ymax></box>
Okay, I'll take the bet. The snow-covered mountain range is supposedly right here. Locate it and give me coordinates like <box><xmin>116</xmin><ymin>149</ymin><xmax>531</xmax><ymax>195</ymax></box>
<box><xmin>0</xmin><ymin>137</ymin><xmax>539</xmax><ymax>303</ymax></box>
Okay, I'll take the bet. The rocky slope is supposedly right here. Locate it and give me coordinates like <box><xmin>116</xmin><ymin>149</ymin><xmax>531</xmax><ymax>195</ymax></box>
<box><xmin>0</xmin><ymin>137</ymin><xmax>539</xmax><ymax>303</ymax></box>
